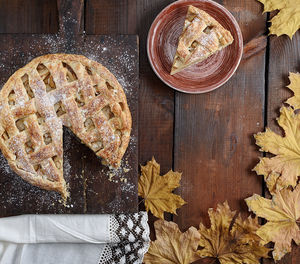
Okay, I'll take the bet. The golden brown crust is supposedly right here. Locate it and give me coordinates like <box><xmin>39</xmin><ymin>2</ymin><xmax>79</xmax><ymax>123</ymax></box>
<box><xmin>0</xmin><ymin>54</ymin><xmax>132</xmax><ymax>199</ymax></box>
<box><xmin>171</xmin><ymin>5</ymin><xmax>234</xmax><ymax>75</ymax></box>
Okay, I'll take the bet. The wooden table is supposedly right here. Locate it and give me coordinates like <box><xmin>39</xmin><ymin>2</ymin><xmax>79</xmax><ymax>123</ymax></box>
<box><xmin>0</xmin><ymin>0</ymin><xmax>299</xmax><ymax>263</ymax></box>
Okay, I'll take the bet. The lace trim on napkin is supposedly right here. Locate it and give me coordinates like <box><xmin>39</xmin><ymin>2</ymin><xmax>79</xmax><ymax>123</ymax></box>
<box><xmin>98</xmin><ymin>212</ymin><xmax>150</xmax><ymax>264</ymax></box>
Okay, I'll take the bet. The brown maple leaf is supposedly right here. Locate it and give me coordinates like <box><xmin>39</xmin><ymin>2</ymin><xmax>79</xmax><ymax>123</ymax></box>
<box><xmin>143</xmin><ymin>219</ymin><xmax>200</xmax><ymax>264</ymax></box>
<box><xmin>254</xmin><ymin>106</ymin><xmax>300</xmax><ymax>193</ymax></box>
<box><xmin>246</xmin><ymin>184</ymin><xmax>300</xmax><ymax>261</ymax></box>
<box><xmin>138</xmin><ymin>157</ymin><xmax>186</xmax><ymax>219</ymax></box>
<box><xmin>198</xmin><ymin>202</ymin><xmax>269</xmax><ymax>264</ymax></box>
<box><xmin>258</xmin><ymin>0</ymin><xmax>300</xmax><ymax>38</ymax></box>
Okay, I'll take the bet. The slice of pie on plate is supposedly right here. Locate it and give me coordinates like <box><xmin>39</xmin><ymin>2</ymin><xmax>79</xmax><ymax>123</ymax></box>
<box><xmin>170</xmin><ymin>5</ymin><xmax>234</xmax><ymax>75</ymax></box>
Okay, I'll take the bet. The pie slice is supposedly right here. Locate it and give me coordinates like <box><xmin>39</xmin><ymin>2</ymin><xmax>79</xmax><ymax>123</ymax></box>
<box><xmin>170</xmin><ymin>5</ymin><xmax>234</xmax><ymax>75</ymax></box>
<box><xmin>0</xmin><ymin>54</ymin><xmax>131</xmax><ymax>200</ymax></box>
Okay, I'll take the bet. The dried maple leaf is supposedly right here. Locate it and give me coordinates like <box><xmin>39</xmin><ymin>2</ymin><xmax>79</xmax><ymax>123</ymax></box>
<box><xmin>253</xmin><ymin>106</ymin><xmax>300</xmax><ymax>193</ymax></box>
<box><xmin>143</xmin><ymin>219</ymin><xmax>200</xmax><ymax>264</ymax></box>
<box><xmin>138</xmin><ymin>157</ymin><xmax>186</xmax><ymax>219</ymax></box>
<box><xmin>286</xmin><ymin>72</ymin><xmax>300</xmax><ymax>109</ymax></box>
<box><xmin>246</xmin><ymin>184</ymin><xmax>300</xmax><ymax>261</ymax></box>
<box><xmin>198</xmin><ymin>202</ymin><xmax>269</xmax><ymax>264</ymax></box>
<box><xmin>258</xmin><ymin>0</ymin><xmax>300</xmax><ymax>38</ymax></box>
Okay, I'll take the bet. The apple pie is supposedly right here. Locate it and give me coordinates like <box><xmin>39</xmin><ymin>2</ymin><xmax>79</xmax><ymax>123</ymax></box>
<box><xmin>170</xmin><ymin>5</ymin><xmax>234</xmax><ymax>75</ymax></box>
<box><xmin>0</xmin><ymin>54</ymin><xmax>131</xmax><ymax>199</ymax></box>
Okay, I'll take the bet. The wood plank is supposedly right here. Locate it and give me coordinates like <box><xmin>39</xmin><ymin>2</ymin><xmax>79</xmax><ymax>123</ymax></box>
<box><xmin>264</xmin><ymin>31</ymin><xmax>300</xmax><ymax>264</ymax></box>
<box><xmin>136</xmin><ymin>1</ymin><xmax>175</xmax><ymax>230</ymax></box>
<box><xmin>266</xmin><ymin>33</ymin><xmax>300</xmax><ymax>131</ymax></box>
<box><xmin>136</xmin><ymin>0</ymin><xmax>175</xmax><ymax>182</ymax></box>
<box><xmin>85</xmin><ymin>0</ymin><xmax>137</xmax><ymax>34</ymax></box>
<box><xmin>57</xmin><ymin>0</ymin><xmax>83</xmax><ymax>35</ymax></box>
<box><xmin>173</xmin><ymin>0</ymin><xmax>267</xmax><ymax>238</ymax></box>
<box><xmin>0</xmin><ymin>0</ymin><xmax>58</xmax><ymax>33</ymax></box>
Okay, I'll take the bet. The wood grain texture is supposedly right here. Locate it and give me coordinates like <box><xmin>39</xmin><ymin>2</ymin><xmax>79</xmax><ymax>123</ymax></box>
<box><xmin>243</xmin><ymin>35</ymin><xmax>267</xmax><ymax>60</ymax></box>
<box><xmin>136</xmin><ymin>1</ymin><xmax>176</xmax><ymax>228</ymax></box>
<box><xmin>0</xmin><ymin>0</ymin><xmax>139</xmax><ymax>215</ymax></box>
<box><xmin>85</xmin><ymin>0</ymin><xmax>137</xmax><ymax>34</ymax></box>
<box><xmin>57</xmin><ymin>0</ymin><xmax>83</xmax><ymax>34</ymax></box>
<box><xmin>0</xmin><ymin>0</ymin><xmax>58</xmax><ymax>34</ymax></box>
<box><xmin>264</xmin><ymin>31</ymin><xmax>300</xmax><ymax>264</ymax></box>
<box><xmin>173</xmin><ymin>0</ymin><xmax>266</xmax><ymax>234</ymax></box>
<box><xmin>136</xmin><ymin>0</ymin><xmax>175</xmax><ymax>178</ymax></box>
<box><xmin>266</xmin><ymin>33</ymin><xmax>300</xmax><ymax>131</ymax></box>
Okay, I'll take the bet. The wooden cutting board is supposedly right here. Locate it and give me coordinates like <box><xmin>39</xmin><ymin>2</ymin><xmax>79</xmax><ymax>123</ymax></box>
<box><xmin>0</xmin><ymin>0</ymin><xmax>138</xmax><ymax>216</ymax></box>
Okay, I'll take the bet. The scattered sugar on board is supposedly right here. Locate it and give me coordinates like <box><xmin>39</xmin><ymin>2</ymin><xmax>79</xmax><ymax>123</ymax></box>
<box><xmin>0</xmin><ymin>153</ymin><xmax>13</xmax><ymax>175</ymax></box>
<box><xmin>63</xmin><ymin>128</ymin><xmax>73</xmax><ymax>182</ymax></box>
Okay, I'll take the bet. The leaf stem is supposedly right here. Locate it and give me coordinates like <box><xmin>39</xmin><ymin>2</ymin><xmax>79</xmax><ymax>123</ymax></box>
<box><xmin>138</xmin><ymin>198</ymin><xmax>145</xmax><ymax>206</ymax></box>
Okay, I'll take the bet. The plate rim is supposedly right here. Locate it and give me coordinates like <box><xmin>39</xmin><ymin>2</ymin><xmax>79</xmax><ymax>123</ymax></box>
<box><xmin>147</xmin><ymin>0</ymin><xmax>243</xmax><ymax>94</ymax></box>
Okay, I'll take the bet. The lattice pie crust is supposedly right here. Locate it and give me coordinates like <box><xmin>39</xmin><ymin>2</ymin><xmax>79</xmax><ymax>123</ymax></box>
<box><xmin>171</xmin><ymin>5</ymin><xmax>234</xmax><ymax>75</ymax></box>
<box><xmin>0</xmin><ymin>54</ymin><xmax>131</xmax><ymax>199</ymax></box>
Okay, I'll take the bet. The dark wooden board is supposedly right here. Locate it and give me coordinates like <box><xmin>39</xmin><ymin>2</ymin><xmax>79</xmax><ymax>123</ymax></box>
<box><xmin>0</xmin><ymin>1</ymin><xmax>139</xmax><ymax>215</ymax></box>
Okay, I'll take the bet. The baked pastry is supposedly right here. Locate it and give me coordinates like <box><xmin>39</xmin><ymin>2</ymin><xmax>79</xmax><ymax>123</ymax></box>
<box><xmin>0</xmin><ymin>54</ymin><xmax>131</xmax><ymax>199</ymax></box>
<box><xmin>170</xmin><ymin>5</ymin><xmax>234</xmax><ymax>75</ymax></box>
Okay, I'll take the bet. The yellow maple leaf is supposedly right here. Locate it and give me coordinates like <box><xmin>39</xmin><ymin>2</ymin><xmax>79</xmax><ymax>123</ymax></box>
<box><xmin>138</xmin><ymin>157</ymin><xmax>186</xmax><ymax>219</ymax></box>
<box><xmin>198</xmin><ymin>202</ymin><xmax>269</xmax><ymax>264</ymax></box>
<box><xmin>253</xmin><ymin>106</ymin><xmax>300</xmax><ymax>193</ymax></box>
<box><xmin>143</xmin><ymin>219</ymin><xmax>200</xmax><ymax>264</ymax></box>
<box><xmin>258</xmin><ymin>0</ymin><xmax>300</xmax><ymax>38</ymax></box>
<box><xmin>245</xmin><ymin>184</ymin><xmax>300</xmax><ymax>261</ymax></box>
<box><xmin>286</xmin><ymin>72</ymin><xmax>300</xmax><ymax>109</ymax></box>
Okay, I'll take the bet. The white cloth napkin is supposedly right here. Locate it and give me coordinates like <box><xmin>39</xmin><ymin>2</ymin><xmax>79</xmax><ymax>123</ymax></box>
<box><xmin>0</xmin><ymin>212</ymin><xmax>150</xmax><ymax>264</ymax></box>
